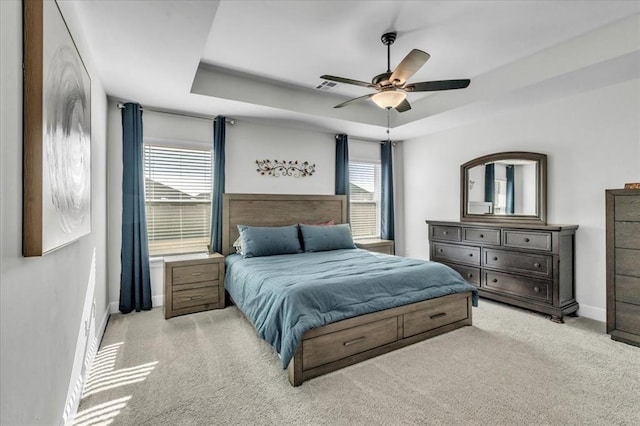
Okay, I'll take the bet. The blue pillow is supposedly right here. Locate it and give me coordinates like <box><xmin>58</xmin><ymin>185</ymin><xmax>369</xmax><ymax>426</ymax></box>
<box><xmin>237</xmin><ymin>224</ymin><xmax>302</xmax><ymax>258</ymax></box>
<box><xmin>299</xmin><ymin>223</ymin><xmax>356</xmax><ymax>252</ymax></box>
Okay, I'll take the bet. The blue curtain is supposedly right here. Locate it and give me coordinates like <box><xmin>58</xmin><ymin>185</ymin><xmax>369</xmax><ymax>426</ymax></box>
<box><xmin>484</xmin><ymin>163</ymin><xmax>495</xmax><ymax>204</ymax></box>
<box><xmin>120</xmin><ymin>103</ymin><xmax>152</xmax><ymax>313</ymax></box>
<box><xmin>209</xmin><ymin>116</ymin><xmax>226</xmax><ymax>254</ymax></box>
<box><xmin>380</xmin><ymin>141</ymin><xmax>395</xmax><ymax>240</ymax></box>
<box><xmin>506</xmin><ymin>165</ymin><xmax>515</xmax><ymax>214</ymax></box>
<box><xmin>335</xmin><ymin>134</ymin><xmax>350</xmax><ymax>221</ymax></box>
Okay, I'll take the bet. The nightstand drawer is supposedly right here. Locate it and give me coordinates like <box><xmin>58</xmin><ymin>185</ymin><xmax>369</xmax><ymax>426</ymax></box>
<box><xmin>173</xmin><ymin>263</ymin><xmax>219</xmax><ymax>285</ymax></box>
<box><xmin>173</xmin><ymin>286</ymin><xmax>219</xmax><ymax>310</ymax></box>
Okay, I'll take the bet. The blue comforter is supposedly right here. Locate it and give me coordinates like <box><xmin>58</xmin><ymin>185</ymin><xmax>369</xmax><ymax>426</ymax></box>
<box><xmin>225</xmin><ymin>249</ymin><xmax>478</xmax><ymax>368</ymax></box>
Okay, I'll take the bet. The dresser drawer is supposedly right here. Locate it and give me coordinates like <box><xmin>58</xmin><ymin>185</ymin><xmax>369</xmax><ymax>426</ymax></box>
<box><xmin>432</xmin><ymin>243</ymin><xmax>480</xmax><ymax>266</ymax></box>
<box><xmin>173</xmin><ymin>286</ymin><xmax>219</xmax><ymax>310</ymax></box>
<box><xmin>615</xmin><ymin>222</ymin><xmax>640</xmax><ymax>249</ymax></box>
<box><xmin>504</xmin><ymin>230</ymin><xmax>552</xmax><ymax>251</ymax></box>
<box><xmin>463</xmin><ymin>228</ymin><xmax>500</xmax><ymax>245</ymax></box>
<box><xmin>616</xmin><ymin>301</ymin><xmax>640</xmax><ymax>335</ymax></box>
<box><xmin>615</xmin><ymin>196</ymin><xmax>640</xmax><ymax>221</ymax></box>
<box><xmin>430</xmin><ymin>225</ymin><xmax>462</xmax><ymax>242</ymax></box>
<box><xmin>616</xmin><ymin>275</ymin><xmax>640</xmax><ymax>305</ymax></box>
<box><xmin>444</xmin><ymin>263</ymin><xmax>480</xmax><ymax>287</ymax></box>
<box><xmin>173</xmin><ymin>263</ymin><xmax>219</xmax><ymax>285</ymax></box>
<box><xmin>403</xmin><ymin>295</ymin><xmax>470</xmax><ymax>337</ymax></box>
<box><xmin>615</xmin><ymin>248</ymin><xmax>640</xmax><ymax>277</ymax></box>
<box><xmin>484</xmin><ymin>271</ymin><xmax>551</xmax><ymax>303</ymax></box>
<box><xmin>302</xmin><ymin>317</ymin><xmax>398</xmax><ymax>370</ymax></box>
<box><xmin>484</xmin><ymin>249</ymin><xmax>552</xmax><ymax>278</ymax></box>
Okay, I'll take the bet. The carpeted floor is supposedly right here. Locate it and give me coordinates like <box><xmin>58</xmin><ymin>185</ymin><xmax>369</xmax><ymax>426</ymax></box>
<box><xmin>73</xmin><ymin>300</ymin><xmax>640</xmax><ymax>426</ymax></box>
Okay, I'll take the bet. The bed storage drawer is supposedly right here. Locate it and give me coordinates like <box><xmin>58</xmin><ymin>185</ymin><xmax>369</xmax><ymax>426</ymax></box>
<box><xmin>403</xmin><ymin>296</ymin><xmax>469</xmax><ymax>337</ymax></box>
<box><xmin>302</xmin><ymin>317</ymin><xmax>398</xmax><ymax>369</ymax></box>
<box><xmin>432</xmin><ymin>243</ymin><xmax>480</xmax><ymax>266</ymax></box>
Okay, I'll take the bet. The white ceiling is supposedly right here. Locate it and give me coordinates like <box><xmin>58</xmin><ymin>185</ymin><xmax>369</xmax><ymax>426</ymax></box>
<box><xmin>67</xmin><ymin>0</ymin><xmax>640</xmax><ymax>141</ymax></box>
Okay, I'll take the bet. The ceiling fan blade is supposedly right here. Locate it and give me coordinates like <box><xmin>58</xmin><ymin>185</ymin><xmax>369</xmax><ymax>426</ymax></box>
<box><xmin>404</xmin><ymin>79</ymin><xmax>471</xmax><ymax>92</ymax></box>
<box><xmin>395</xmin><ymin>98</ymin><xmax>411</xmax><ymax>113</ymax></box>
<box><xmin>321</xmin><ymin>75</ymin><xmax>375</xmax><ymax>89</ymax></box>
<box><xmin>389</xmin><ymin>49</ymin><xmax>430</xmax><ymax>86</ymax></box>
<box><xmin>333</xmin><ymin>93</ymin><xmax>375</xmax><ymax>109</ymax></box>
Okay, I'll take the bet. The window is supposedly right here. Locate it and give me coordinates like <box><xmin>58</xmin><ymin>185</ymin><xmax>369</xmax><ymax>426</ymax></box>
<box><xmin>143</xmin><ymin>143</ymin><xmax>212</xmax><ymax>256</ymax></box>
<box><xmin>349</xmin><ymin>161</ymin><xmax>381</xmax><ymax>239</ymax></box>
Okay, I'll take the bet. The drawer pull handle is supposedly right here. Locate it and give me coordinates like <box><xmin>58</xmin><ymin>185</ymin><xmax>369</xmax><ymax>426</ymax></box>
<box><xmin>343</xmin><ymin>337</ymin><xmax>366</xmax><ymax>346</ymax></box>
<box><xmin>534</xmin><ymin>286</ymin><xmax>540</xmax><ymax>293</ymax></box>
<box><xmin>468</xmin><ymin>253</ymin><xmax>473</xmax><ymax>257</ymax></box>
<box><xmin>534</xmin><ymin>263</ymin><xmax>541</xmax><ymax>268</ymax></box>
<box><xmin>524</xmin><ymin>238</ymin><xmax>530</xmax><ymax>243</ymax></box>
<box><xmin>190</xmin><ymin>295</ymin><xmax>203</xmax><ymax>300</ymax></box>
<box><xmin>492</xmin><ymin>278</ymin><xmax>498</xmax><ymax>283</ymax></box>
<box><xmin>443</xmin><ymin>231</ymin><xmax>448</xmax><ymax>235</ymax></box>
<box><xmin>430</xmin><ymin>312</ymin><xmax>447</xmax><ymax>320</ymax></box>
<box><xmin>467</xmin><ymin>273</ymin><xmax>473</xmax><ymax>278</ymax></box>
<box><xmin>479</xmin><ymin>234</ymin><xmax>484</xmax><ymax>238</ymax></box>
<box><xmin>439</xmin><ymin>249</ymin><xmax>443</xmax><ymax>253</ymax></box>
<box><xmin>191</xmin><ymin>272</ymin><xmax>203</xmax><ymax>277</ymax></box>
<box><xmin>493</xmin><ymin>256</ymin><xmax>498</xmax><ymax>261</ymax></box>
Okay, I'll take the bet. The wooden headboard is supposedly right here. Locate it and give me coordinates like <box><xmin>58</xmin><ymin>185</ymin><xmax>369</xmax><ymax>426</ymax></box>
<box><xmin>222</xmin><ymin>193</ymin><xmax>348</xmax><ymax>256</ymax></box>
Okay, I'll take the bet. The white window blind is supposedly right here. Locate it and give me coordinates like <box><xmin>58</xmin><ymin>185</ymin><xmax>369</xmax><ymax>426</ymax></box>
<box><xmin>143</xmin><ymin>144</ymin><xmax>212</xmax><ymax>256</ymax></box>
<box><xmin>349</xmin><ymin>161</ymin><xmax>381</xmax><ymax>239</ymax></box>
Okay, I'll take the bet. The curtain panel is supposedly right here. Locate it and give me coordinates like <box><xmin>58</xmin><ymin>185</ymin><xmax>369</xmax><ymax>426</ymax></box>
<box><xmin>335</xmin><ymin>134</ymin><xmax>350</xmax><ymax>221</ymax></box>
<box><xmin>380</xmin><ymin>141</ymin><xmax>395</xmax><ymax>240</ymax></box>
<box><xmin>484</xmin><ymin>163</ymin><xmax>495</xmax><ymax>205</ymax></box>
<box><xmin>120</xmin><ymin>103</ymin><xmax>152</xmax><ymax>313</ymax></box>
<box><xmin>506</xmin><ymin>164</ymin><xmax>515</xmax><ymax>214</ymax></box>
<box><xmin>209</xmin><ymin>116</ymin><xmax>226</xmax><ymax>254</ymax></box>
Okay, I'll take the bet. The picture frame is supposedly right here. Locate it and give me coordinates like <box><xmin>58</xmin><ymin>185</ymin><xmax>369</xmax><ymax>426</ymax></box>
<box><xmin>23</xmin><ymin>0</ymin><xmax>92</xmax><ymax>256</ymax></box>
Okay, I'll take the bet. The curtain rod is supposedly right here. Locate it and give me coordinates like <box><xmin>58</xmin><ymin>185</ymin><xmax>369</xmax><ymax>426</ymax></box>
<box><xmin>339</xmin><ymin>135</ymin><xmax>398</xmax><ymax>146</ymax></box>
<box><xmin>116</xmin><ymin>103</ymin><xmax>235</xmax><ymax>125</ymax></box>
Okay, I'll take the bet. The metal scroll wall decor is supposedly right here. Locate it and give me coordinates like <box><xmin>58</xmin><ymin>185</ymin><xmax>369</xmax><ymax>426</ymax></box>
<box><xmin>256</xmin><ymin>160</ymin><xmax>316</xmax><ymax>177</ymax></box>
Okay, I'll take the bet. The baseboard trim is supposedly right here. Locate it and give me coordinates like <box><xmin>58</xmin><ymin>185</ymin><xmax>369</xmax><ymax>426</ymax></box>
<box><xmin>109</xmin><ymin>294</ymin><xmax>164</xmax><ymax>314</ymax></box>
<box><xmin>577</xmin><ymin>303</ymin><xmax>605</xmax><ymax>322</ymax></box>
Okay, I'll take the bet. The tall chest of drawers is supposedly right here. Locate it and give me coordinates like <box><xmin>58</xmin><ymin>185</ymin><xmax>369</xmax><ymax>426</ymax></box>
<box><xmin>426</xmin><ymin>220</ymin><xmax>578</xmax><ymax>322</ymax></box>
<box><xmin>164</xmin><ymin>253</ymin><xmax>225</xmax><ymax>319</ymax></box>
<box><xmin>606</xmin><ymin>189</ymin><xmax>640</xmax><ymax>347</ymax></box>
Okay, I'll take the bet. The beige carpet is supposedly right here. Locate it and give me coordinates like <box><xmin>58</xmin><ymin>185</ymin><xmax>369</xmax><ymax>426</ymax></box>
<box><xmin>74</xmin><ymin>300</ymin><xmax>640</xmax><ymax>426</ymax></box>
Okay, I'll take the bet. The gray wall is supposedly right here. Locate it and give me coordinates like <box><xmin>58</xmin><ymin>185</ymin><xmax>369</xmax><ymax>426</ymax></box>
<box><xmin>0</xmin><ymin>1</ymin><xmax>109</xmax><ymax>424</ymax></box>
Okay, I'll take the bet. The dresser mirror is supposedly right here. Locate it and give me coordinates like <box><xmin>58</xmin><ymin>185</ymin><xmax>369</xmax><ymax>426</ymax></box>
<box><xmin>461</xmin><ymin>152</ymin><xmax>547</xmax><ymax>224</ymax></box>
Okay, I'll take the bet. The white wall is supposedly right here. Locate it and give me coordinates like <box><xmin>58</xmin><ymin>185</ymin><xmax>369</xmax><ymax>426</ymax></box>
<box><xmin>402</xmin><ymin>78</ymin><xmax>640</xmax><ymax>321</ymax></box>
<box><xmin>0</xmin><ymin>1</ymin><xmax>109</xmax><ymax>424</ymax></box>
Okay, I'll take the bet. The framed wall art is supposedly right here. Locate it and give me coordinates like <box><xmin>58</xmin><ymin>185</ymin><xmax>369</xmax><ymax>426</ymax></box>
<box><xmin>23</xmin><ymin>0</ymin><xmax>91</xmax><ymax>256</ymax></box>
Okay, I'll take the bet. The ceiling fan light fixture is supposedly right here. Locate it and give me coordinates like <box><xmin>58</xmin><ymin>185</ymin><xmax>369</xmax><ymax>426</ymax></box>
<box><xmin>371</xmin><ymin>90</ymin><xmax>406</xmax><ymax>109</ymax></box>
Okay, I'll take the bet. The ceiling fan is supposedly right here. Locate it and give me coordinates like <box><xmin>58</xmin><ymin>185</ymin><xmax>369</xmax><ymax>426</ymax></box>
<box><xmin>321</xmin><ymin>31</ymin><xmax>470</xmax><ymax>112</ymax></box>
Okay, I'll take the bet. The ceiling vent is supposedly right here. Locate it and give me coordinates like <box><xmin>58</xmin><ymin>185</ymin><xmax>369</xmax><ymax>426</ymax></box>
<box><xmin>316</xmin><ymin>80</ymin><xmax>338</xmax><ymax>91</ymax></box>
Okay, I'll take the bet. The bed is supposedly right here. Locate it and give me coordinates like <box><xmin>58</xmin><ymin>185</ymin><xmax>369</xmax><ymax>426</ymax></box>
<box><xmin>222</xmin><ymin>193</ymin><xmax>478</xmax><ymax>386</ymax></box>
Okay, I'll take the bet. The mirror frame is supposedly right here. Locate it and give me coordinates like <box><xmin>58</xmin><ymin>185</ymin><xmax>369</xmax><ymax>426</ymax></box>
<box><xmin>460</xmin><ymin>151</ymin><xmax>547</xmax><ymax>224</ymax></box>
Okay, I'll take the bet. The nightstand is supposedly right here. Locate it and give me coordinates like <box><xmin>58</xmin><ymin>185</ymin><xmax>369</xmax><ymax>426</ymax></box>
<box><xmin>355</xmin><ymin>239</ymin><xmax>395</xmax><ymax>255</ymax></box>
<box><xmin>164</xmin><ymin>252</ymin><xmax>225</xmax><ymax>319</ymax></box>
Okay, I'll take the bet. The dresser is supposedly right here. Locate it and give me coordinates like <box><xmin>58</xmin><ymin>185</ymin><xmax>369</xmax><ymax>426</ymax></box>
<box><xmin>606</xmin><ymin>189</ymin><xmax>640</xmax><ymax>347</ymax></box>
<box><xmin>164</xmin><ymin>253</ymin><xmax>225</xmax><ymax>319</ymax></box>
<box><xmin>355</xmin><ymin>239</ymin><xmax>395</xmax><ymax>255</ymax></box>
<box><xmin>426</xmin><ymin>220</ymin><xmax>578</xmax><ymax>322</ymax></box>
